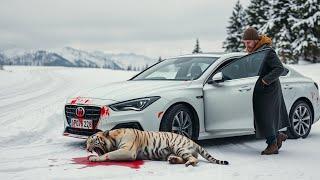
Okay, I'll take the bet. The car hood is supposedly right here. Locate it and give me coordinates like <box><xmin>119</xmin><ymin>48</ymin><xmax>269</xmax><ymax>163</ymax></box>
<box><xmin>74</xmin><ymin>80</ymin><xmax>192</xmax><ymax>102</ymax></box>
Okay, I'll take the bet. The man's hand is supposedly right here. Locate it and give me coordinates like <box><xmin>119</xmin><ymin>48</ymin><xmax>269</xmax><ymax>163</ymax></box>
<box><xmin>262</xmin><ymin>79</ymin><xmax>268</xmax><ymax>85</ymax></box>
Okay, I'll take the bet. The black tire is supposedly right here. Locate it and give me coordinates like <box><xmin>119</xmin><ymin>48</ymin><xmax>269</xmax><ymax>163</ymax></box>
<box><xmin>287</xmin><ymin>100</ymin><xmax>313</xmax><ymax>139</ymax></box>
<box><xmin>160</xmin><ymin>104</ymin><xmax>199</xmax><ymax>140</ymax></box>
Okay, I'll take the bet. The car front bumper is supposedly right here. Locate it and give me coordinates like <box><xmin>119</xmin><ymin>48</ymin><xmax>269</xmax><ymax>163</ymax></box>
<box><xmin>62</xmin><ymin>97</ymin><xmax>168</xmax><ymax>139</ymax></box>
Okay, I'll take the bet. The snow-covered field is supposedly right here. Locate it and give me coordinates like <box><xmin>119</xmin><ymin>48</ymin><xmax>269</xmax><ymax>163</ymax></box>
<box><xmin>0</xmin><ymin>65</ymin><xmax>319</xmax><ymax>180</ymax></box>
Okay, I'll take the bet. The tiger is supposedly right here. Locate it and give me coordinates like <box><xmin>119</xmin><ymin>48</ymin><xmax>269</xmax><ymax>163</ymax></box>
<box><xmin>86</xmin><ymin>128</ymin><xmax>229</xmax><ymax>166</ymax></box>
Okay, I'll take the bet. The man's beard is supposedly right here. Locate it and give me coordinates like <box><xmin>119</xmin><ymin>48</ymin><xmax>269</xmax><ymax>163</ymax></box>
<box><xmin>246</xmin><ymin>47</ymin><xmax>254</xmax><ymax>53</ymax></box>
<box><xmin>246</xmin><ymin>48</ymin><xmax>253</xmax><ymax>53</ymax></box>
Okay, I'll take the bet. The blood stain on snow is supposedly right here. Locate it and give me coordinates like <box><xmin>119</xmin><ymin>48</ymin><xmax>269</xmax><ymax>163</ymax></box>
<box><xmin>71</xmin><ymin>157</ymin><xmax>144</xmax><ymax>169</ymax></box>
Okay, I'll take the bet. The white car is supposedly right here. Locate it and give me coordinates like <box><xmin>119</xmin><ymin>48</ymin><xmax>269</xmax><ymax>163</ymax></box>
<box><xmin>63</xmin><ymin>48</ymin><xmax>320</xmax><ymax>140</ymax></box>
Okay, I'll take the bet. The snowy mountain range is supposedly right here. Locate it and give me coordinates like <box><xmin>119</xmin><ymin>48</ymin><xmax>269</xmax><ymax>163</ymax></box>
<box><xmin>0</xmin><ymin>47</ymin><xmax>156</xmax><ymax>70</ymax></box>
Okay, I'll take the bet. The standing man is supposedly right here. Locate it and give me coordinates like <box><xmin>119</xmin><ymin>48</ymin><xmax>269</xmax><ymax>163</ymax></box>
<box><xmin>242</xmin><ymin>27</ymin><xmax>290</xmax><ymax>155</ymax></box>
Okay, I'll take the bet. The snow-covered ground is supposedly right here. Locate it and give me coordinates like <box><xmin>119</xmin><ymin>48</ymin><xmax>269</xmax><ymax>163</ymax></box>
<box><xmin>0</xmin><ymin>65</ymin><xmax>319</xmax><ymax>180</ymax></box>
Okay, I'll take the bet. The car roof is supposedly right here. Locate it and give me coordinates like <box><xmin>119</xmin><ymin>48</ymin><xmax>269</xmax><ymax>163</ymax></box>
<box><xmin>168</xmin><ymin>52</ymin><xmax>246</xmax><ymax>59</ymax></box>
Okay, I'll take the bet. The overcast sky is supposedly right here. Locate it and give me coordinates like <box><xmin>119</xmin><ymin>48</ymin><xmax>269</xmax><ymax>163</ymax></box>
<box><xmin>0</xmin><ymin>0</ymin><xmax>250</xmax><ymax>57</ymax></box>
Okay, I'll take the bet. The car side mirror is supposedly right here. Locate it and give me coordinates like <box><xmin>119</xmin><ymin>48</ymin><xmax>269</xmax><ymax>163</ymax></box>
<box><xmin>208</xmin><ymin>72</ymin><xmax>223</xmax><ymax>84</ymax></box>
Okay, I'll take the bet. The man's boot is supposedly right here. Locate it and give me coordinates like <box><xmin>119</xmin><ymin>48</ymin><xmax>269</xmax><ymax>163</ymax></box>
<box><xmin>277</xmin><ymin>132</ymin><xmax>288</xmax><ymax>150</ymax></box>
<box><xmin>261</xmin><ymin>143</ymin><xmax>279</xmax><ymax>155</ymax></box>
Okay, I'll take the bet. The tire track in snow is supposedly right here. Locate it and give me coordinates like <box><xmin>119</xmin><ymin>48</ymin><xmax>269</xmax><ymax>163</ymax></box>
<box><xmin>0</xmin><ymin>67</ymin><xmax>81</xmax><ymax>144</ymax></box>
<box><xmin>0</xmin><ymin>67</ymin><xmax>134</xmax><ymax>146</ymax></box>
<box><xmin>0</xmin><ymin>67</ymin><xmax>56</xmax><ymax>99</ymax></box>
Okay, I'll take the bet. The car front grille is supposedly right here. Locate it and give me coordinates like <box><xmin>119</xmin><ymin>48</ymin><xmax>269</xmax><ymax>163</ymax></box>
<box><xmin>65</xmin><ymin>105</ymin><xmax>101</xmax><ymax>129</ymax></box>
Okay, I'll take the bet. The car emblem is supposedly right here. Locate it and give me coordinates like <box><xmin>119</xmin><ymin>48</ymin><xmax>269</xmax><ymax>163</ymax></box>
<box><xmin>76</xmin><ymin>107</ymin><xmax>85</xmax><ymax>117</ymax></box>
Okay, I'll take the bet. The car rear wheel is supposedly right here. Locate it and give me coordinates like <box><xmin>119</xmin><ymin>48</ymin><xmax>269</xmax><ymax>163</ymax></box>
<box><xmin>160</xmin><ymin>104</ymin><xmax>198</xmax><ymax>140</ymax></box>
<box><xmin>287</xmin><ymin>100</ymin><xmax>313</xmax><ymax>139</ymax></box>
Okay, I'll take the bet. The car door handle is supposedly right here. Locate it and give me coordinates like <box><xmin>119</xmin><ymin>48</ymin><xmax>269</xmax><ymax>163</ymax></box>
<box><xmin>283</xmin><ymin>84</ymin><xmax>293</xmax><ymax>90</ymax></box>
<box><xmin>238</xmin><ymin>86</ymin><xmax>251</xmax><ymax>92</ymax></box>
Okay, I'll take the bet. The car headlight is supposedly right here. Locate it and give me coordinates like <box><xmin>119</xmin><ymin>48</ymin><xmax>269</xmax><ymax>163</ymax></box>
<box><xmin>109</xmin><ymin>96</ymin><xmax>161</xmax><ymax>111</ymax></box>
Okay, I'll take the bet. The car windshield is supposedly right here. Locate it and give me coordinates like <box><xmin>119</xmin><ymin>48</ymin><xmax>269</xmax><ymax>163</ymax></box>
<box><xmin>132</xmin><ymin>57</ymin><xmax>218</xmax><ymax>81</ymax></box>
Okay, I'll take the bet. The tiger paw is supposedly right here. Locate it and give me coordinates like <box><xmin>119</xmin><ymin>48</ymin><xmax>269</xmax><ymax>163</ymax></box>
<box><xmin>88</xmin><ymin>155</ymin><xmax>99</xmax><ymax>162</ymax></box>
<box><xmin>185</xmin><ymin>161</ymin><xmax>196</xmax><ymax>167</ymax></box>
<box><xmin>168</xmin><ymin>156</ymin><xmax>177</xmax><ymax>164</ymax></box>
<box><xmin>185</xmin><ymin>159</ymin><xmax>198</xmax><ymax>167</ymax></box>
<box><xmin>167</xmin><ymin>155</ymin><xmax>184</xmax><ymax>164</ymax></box>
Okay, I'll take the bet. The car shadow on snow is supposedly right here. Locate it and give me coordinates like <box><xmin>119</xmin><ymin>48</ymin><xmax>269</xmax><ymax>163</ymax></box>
<box><xmin>196</xmin><ymin>135</ymin><xmax>264</xmax><ymax>156</ymax></box>
<box><xmin>197</xmin><ymin>134</ymin><xmax>258</xmax><ymax>146</ymax></box>
<box><xmin>63</xmin><ymin>139</ymin><xmax>87</xmax><ymax>150</ymax></box>
<box><xmin>62</xmin><ymin>134</ymin><xmax>261</xmax><ymax>152</ymax></box>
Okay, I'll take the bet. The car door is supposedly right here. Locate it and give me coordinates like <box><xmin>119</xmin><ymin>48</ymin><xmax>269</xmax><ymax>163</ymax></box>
<box><xmin>203</xmin><ymin>50</ymin><xmax>268</xmax><ymax>133</ymax></box>
<box><xmin>279</xmin><ymin>68</ymin><xmax>297</xmax><ymax>113</ymax></box>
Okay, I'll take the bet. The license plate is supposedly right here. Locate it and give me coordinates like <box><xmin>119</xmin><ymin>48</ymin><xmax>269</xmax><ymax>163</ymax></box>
<box><xmin>71</xmin><ymin>118</ymin><xmax>93</xmax><ymax>129</ymax></box>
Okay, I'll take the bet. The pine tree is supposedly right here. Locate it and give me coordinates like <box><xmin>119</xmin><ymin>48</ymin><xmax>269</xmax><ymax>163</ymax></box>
<box><xmin>262</xmin><ymin>0</ymin><xmax>292</xmax><ymax>38</ymax></box>
<box><xmin>290</xmin><ymin>0</ymin><xmax>320</xmax><ymax>63</ymax></box>
<box><xmin>127</xmin><ymin>65</ymin><xmax>132</xmax><ymax>71</ymax></box>
<box><xmin>275</xmin><ymin>26</ymin><xmax>294</xmax><ymax>63</ymax></box>
<box><xmin>0</xmin><ymin>54</ymin><xmax>3</xmax><ymax>70</ymax></box>
<box><xmin>245</xmin><ymin>0</ymin><xmax>271</xmax><ymax>32</ymax></box>
<box><xmin>223</xmin><ymin>0</ymin><xmax>246</xmax><ymax>52</ymax></box>
<box><xmin>158</xmin><ymin>56</ymin><xmax>162</xmax><ymax>62</ymax></box>
<box><xmin>264</xmin><ymin>0</ymin><xmax>294</xmax><ymax>63</ymax></box>
<box><xmin>192</xmin><ymin>38</ymin><xmax>202</xmax><ymax>54</ymax></box>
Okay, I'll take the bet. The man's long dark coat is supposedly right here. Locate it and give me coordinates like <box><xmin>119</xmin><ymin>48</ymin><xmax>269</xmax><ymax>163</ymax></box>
<box><xmin>252</xmin><ymin>37</ymin><xmax>290</xmax><ymax>138</ymax></box>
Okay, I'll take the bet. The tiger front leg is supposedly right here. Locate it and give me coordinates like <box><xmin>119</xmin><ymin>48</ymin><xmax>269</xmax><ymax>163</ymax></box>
<box><xmin>88</xmin><ymin>154</ymin><xmax>108</xmax><ymax>162</ymax></box>
<box><xmin>88</xmin><ymin>149</ymin><xmax>136</xmax><ymax>162</ymax></box>
<box><xmin>108</xmin><ymin>148</ymin><xmax>137</xmax><ymax>161</ymax></box>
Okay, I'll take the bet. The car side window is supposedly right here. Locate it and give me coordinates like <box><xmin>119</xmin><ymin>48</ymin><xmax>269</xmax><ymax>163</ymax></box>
<box><xmin>219</xmin><ymin>50</ymin><xmax>268</xmax><ymax>81</ymax></box>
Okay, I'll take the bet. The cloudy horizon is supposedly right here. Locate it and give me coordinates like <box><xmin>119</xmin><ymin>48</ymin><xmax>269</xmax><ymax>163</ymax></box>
<box><xmin>0</xmin><ymin>0</ymin><xmax>250</xmax><ymax>58</ymax></box>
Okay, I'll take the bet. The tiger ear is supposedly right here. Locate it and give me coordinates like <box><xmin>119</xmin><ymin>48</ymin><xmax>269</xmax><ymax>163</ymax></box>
<box><xmin>103</xmin><ymin>130</ymin><xmax>109</xmax><ymax>137</ymax></box>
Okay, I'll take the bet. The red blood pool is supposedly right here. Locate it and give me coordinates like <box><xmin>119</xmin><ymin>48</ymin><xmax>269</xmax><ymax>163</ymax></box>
<box><xmin>71</xmin><ymin>157</ymin><xmax>144</xmax><ymax>169</ymax></box>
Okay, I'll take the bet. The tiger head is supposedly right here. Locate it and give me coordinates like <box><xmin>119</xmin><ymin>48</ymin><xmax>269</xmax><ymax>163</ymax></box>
<box><xmin>86</xmin><ymin>130</ymin><xmax>116</xmax><ymax>156</ymax></box>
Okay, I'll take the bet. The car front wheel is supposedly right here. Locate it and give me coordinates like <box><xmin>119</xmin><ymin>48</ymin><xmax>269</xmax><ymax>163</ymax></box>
<box><xmin>160</xmin><ymin>104</ymin><xmax>198</xmax><ymax>140</ymax></box>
